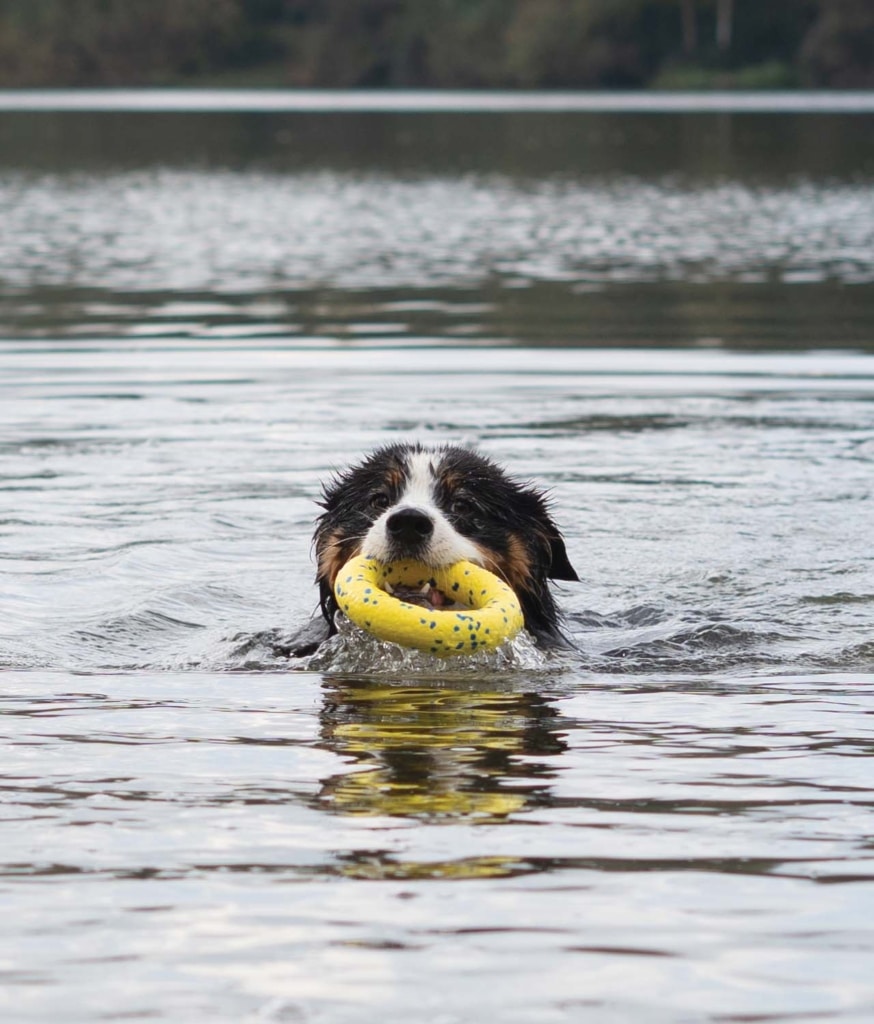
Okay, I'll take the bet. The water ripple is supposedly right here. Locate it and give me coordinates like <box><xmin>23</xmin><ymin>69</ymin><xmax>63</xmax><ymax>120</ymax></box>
<box><xmin>1</xmin><ymin>171</ymin><xmax>872</xmax><ymax>297</ymax></box>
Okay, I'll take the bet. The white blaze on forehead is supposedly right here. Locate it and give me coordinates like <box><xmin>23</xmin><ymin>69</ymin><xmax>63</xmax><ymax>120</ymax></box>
<box><xmin>362</xmin><ymin>447</ymin><xmax>483</xmax><ymax>566</ymax></box>
<box><xmin>399</xmin><ymin>449</ymin><xmax>438</xmax><ymax>507</ymax></box>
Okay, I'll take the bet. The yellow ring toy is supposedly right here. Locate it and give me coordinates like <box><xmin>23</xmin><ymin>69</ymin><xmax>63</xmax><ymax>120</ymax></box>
<box><xmin>334</xmin><ymin>555</ymin><xmax>524</xmax><ymax>656</ymax></box>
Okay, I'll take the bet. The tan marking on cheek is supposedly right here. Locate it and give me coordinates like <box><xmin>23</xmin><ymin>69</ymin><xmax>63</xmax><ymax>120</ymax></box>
<box><xmin>504</xmin><ymin>532</ymin><xmax>535</xmax><ymax>595</ymax></box>
<box><xmin>317</xmin><ymin>529</ymin><xmax>362</xmax><ymax>586</ymax></box>
<box><xmin>472</xmin><ymin>533</ymin><xmax>534</xmax><ymax>597</ymax></box>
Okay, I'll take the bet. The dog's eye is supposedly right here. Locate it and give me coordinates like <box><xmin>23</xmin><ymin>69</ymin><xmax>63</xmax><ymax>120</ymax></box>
<box><xmin>369</xmin><ymin>491</ymin><xmax>390</xmax><ymax>511</ymax></box>
<box><xmin>450</xmin><ymin>497</ymin><xmax>474</xmax><ymax>517</ymax></box>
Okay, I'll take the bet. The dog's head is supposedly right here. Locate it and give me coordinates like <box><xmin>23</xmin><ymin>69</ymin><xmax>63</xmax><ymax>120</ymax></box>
<box><xmin>314</xmin><ymin>443</ymin><xmax>578</xmax><ymax>643</ymax></box>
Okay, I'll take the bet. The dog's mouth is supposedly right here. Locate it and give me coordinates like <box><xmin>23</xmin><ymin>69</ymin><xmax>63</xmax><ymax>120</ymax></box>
<box><xmin>383</xmin><ymin>579</ymin><xmax>459</xmax><ymax>611</ymax></box>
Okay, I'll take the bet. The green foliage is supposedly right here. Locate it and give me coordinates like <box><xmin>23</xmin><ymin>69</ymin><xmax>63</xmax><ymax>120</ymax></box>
<box><xmin>0</xmin><ymin>0</ymin><xmax>868</xmax><ymax>89</ymax></box>
<box><xmin>503</xmin><ymin>0</ymin><xmax>657</xmax><ymax>88</ymax></box>
<box><xmin>0</xmin><ymin>0</ymin><xmax>246</xmax><ymax>86</ymax></box>
<box><xmin>799</xmin><ymin>0</ymin><xmax>874</xmax><ymax>87</ymax></box>
<box><xmin>653</xmin><ymin>60</ymin><xmax>798</xmax><ymax>91</ymax></box>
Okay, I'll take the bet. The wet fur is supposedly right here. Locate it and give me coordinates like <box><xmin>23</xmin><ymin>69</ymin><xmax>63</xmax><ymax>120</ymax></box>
<box><xmin>315</xmin><ymin>443</ymin><xmax>579</xmax><ymax>646</ymax></box>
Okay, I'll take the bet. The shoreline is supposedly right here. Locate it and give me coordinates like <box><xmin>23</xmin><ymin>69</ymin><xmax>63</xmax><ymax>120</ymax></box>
<box><xmin>0</xmin><ymin>88</ymin><xmax>873</xmax><ymax>114</ymax></box>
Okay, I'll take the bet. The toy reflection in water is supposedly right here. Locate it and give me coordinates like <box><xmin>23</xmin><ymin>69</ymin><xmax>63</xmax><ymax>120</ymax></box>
<box><xmin>317</xmin><ymin>678</ymin><xmax>567</xmax><ymax>823</ymax></box>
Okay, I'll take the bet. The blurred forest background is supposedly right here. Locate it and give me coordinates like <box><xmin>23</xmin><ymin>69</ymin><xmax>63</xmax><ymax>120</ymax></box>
<box><xmin>0</xmin><ymin>0</ymin><xmax>871</xmax><ymax>91</ymax></box>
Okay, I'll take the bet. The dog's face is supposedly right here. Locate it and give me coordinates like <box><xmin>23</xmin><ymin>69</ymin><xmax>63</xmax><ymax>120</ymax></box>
<box><xmin>315</xmin><ymin>444</ymin><xmax>578</xmax><ymax>642</ymax></box>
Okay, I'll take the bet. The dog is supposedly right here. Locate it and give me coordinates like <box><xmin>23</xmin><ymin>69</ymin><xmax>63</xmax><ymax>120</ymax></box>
<box><xmin>314</xmin><ymin>443</ymin><xmax>579</xmax><ymax>648</ymax></box>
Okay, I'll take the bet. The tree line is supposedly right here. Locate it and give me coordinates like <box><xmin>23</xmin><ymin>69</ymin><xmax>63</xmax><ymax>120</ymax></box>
<box><xmin>0</xmin><ymin>0</ymin><xmax>870</xmax><ymax>90</ymax></box>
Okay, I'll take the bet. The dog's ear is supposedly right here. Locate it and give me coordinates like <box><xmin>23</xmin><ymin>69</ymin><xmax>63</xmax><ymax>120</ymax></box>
<box><xmin>547</xmin><ymin>531</ymin><xmax>579</xmax><ymax>582</ymax></box>
<box><xmin>318</xmin><ymin>577</ymin><xmax>339</xmax><ymax>634</ymax></box>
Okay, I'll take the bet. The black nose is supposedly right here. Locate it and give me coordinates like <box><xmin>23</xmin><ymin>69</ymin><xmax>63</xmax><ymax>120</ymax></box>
<box><xmin>386</xmin><ymin>508</ymin><xmax>434</xmax><ymax>546</ymax></box>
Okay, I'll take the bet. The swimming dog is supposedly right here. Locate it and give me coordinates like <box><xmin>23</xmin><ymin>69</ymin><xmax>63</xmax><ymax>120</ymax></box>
<box><xmin>314</xmin><ymin>443</ymin><xmax>578</xmax><ymax>647</ymax></box>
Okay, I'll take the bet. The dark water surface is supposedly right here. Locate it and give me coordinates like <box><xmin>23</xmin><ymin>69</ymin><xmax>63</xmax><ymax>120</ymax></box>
<box><xmin>2</xmin><ymin>97</ymin><xmax>874</xmax><ymax>1023</ymax></box>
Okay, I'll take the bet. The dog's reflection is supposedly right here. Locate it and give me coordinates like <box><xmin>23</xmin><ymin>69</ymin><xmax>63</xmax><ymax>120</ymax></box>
<box><xmin>318</xmin><ymin>678</ymin><xmax>567</xmax><ymax>821</ymax></box>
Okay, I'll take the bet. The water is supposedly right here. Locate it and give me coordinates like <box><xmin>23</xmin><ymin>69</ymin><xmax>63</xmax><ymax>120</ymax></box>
<box><xmin>2</xmin><ymin>96</ymin><xmax>874</xmax><ymax>1023</ymax></box>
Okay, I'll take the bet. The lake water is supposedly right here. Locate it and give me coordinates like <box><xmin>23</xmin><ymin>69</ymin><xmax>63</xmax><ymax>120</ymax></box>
<box><xmin>2</xmin><ymin>94</ymin><xmax>874</xmax><ymax>1024</ymax></box>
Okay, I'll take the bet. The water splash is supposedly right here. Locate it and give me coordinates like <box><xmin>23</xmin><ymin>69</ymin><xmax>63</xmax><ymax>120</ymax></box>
<box><xmin>303</xmin><ymin>615</ymin><xmax>550</xmax><ymax>677</ymax></box>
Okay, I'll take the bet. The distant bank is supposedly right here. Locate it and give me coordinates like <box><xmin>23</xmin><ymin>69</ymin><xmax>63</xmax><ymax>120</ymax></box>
<box><xmin>1</xmin><ymin>89</ymin><xmax>873</xmax><ymax>114</ymax></box>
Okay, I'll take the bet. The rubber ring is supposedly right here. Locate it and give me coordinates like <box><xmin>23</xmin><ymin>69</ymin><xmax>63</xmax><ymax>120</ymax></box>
<box><xmin>334</xmin><ymin>555</ymin><xmax>524</xmax><ymax>656</ymax></box>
